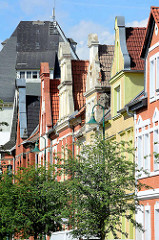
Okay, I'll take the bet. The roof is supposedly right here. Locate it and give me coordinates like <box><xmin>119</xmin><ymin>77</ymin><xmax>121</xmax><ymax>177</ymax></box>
<box><xmin>72</xmin><ymin>60</ymin><xmax>89</xmax><ymax>111</ymax></box>
<box><xmin>0</xmin><ymin>20</ymin><xmax>78</xmax><ymax>103</ymax></box>
<box><xmin>141</xmin><ymin>6</ymin><xmax>159</xmax><ymax>58</ymax></box>
<box><xmin>50</xmin><ymin>79</ymin><xmax>60</xmax><ymax>126</ymax></box>
<box><xmin>16</xmin><ymin>21</ymin><xmax>62</xmax><ymax>70</ymax></box>
<box><xmin>0</xmin><ymin>30</ymin><xmax>17</xmax><ymax>102</ymax></box>
<box><xmin>98</xmin><ymin>45</ymin><xmax>114</xmax><ymax>86</ymax></box>
<box><xmin>26</xmin><ymin>95</ymin><xmax>40</xmax><ymax>136</ymax></box>
<box><xmin>126</xmin><ymin>27</ymin><xmax>146</xmax><ymax>70</ymax></box>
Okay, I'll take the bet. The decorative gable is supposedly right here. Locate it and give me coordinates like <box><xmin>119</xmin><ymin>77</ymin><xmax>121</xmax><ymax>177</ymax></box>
<box><xmin>111</xmin><ymin>16</ymin><xmax>130</xmax><ymax>77</ymax></box>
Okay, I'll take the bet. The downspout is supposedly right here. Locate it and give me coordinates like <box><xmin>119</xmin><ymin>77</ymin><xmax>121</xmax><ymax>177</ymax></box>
<box><xmin>126</xmin><ymin>105</ymin><xmax>134</xmax><ymax>117</ymax></box>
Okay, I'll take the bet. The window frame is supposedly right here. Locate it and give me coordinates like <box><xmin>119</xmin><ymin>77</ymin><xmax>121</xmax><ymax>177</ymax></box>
<box><xmin>149</xmin><ymin>53</ymin><xmax>159</xmax><ymax>103</ymax></box>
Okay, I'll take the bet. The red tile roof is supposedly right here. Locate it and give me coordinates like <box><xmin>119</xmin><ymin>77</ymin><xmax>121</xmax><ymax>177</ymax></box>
<box><xmin>151</xmin><ymin>6</ymin><xmax>159</xmax><ymax>25</ymax></box>
<box><xmin>126</xmin><ymin>27</ymin><xmax>146</xmax><ymax>71</ymax></box>
<box><xmin>50</xmin><ymin>79</ymin><xmax>60</xmax><ymax>126</ymax></box>
<box><xmin>72</xmin><ymin>60</ymin><xmax>89</xmax><ymax>111</ymax></box>
<box><xmin>141</xmin><ymin>7</ymin><xmax>159</xmax><ymax>58</ymax></box>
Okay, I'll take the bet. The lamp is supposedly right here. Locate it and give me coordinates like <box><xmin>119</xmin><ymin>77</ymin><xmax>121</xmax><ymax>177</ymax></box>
<box><xmin>87</xmin><ymin>103</ymin><xmax>105</xmax><ymax>140</ymax></box>
<box><xmin>32</xmin><ymin>136</ymin><xmax>46</xmax><ymax>169</ymax></box>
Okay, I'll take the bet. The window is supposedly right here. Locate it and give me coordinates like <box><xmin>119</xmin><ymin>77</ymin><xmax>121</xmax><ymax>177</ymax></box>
<box><xmin>27</xmin><ymin>71</ymin><xmax>31</xmax><ymax>78</ymax></box>
<box><xmin>155</xmin><ymin>203</ymin><xmax>159</xmax><ymax>240</ymax></box>
<box><xmin>114</xmin><ymin>85</ymin><xmax>120</xmax><ymax>115</ymax></box>
<box><xmin>33</xmin><ymin>71</ymin><xmax>38</xmax><ymax>79</ymax></box>
<box><xmin>137</xmin><ymin>134</ymin><xmax>150</xmax><ymax>171</ymax></box>
<box><xmin>137</xmin><ymin>135</ymin><xmax>143</xmax><ymax>169</ymax></box>
<box><xmin>33</xmin><ymin>72</ymin><xmax>38</xmax><ymax>78</ymax></box>
<box><xmin>153</xmin><ymin>129</ymin><xmax>159</xmax><ymax>171</ymax></box>
<box><xmin>136</xmin><ymin>205</ymin><xmax>144</xmax><ymax>240</ymax></box>
<box><xmin>150</xmin><ymin>59</ymin><xmax>155</xmax><ymax>98</ymax></box>
<box><xmin>144</xmin><ymin>134</ymin><xmax>150</xmax><ymax>170</ymax></box>
<box><xmin>20</xmin><ymin>71</ymin><xmax>25</xmax><ymax>78</ymax></box>
<box><xmin>149</xmin><ymin>54</ymin><xmax>159</xmax><ymax>101</ymax></box>
<box><xmin>145</xmin><ymin>206</ymin><xmax>151</xmax><ymax>240</ymax></box>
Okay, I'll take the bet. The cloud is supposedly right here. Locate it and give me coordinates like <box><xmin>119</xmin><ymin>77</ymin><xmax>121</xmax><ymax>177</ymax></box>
<box><xmin>126</xmin><ymin>18</ymin><xmax>148</xmax><ymax>28</ymax></box>
<box><xmin>68</xmin><ymin>21</ymin><xmax>114</xmax><ymax>60</ymax></box>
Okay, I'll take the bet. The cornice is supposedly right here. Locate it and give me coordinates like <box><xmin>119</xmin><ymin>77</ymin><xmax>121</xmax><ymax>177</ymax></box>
<box><xmin>58</xmin><ymin>81</ymin><xmax>72</xmax><ymax>90</ymax></box>
<box><xmin>84</xmin><ymin>86</ymin><xmax>109</xmax><ymax>98</ymax></box>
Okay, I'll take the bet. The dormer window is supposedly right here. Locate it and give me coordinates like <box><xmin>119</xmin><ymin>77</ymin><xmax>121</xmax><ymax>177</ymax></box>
<box><xmin>27</xmin><ymin>71</ymin><xmax>31</xmax><ymax>78</ymax></box>
<box><xmin>33</xmin><ymin>71</ymin><xmax>38</xmax><ymax>79</ymax></box>
<box><xmin>20</xmin><ymin>71</ymin><xmax>25</xmax><ymax>78</ymax></box>
<box><xmin>18</xmin><ymin>71</ymin><xmax>40</xmax><ymax>80</ymax></box>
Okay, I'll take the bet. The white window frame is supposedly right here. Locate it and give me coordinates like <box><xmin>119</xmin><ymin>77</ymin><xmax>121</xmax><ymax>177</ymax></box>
<box><xmin>137</xmin><ymin>133</ymin><xmax>150</xmax><ymax>172</ymax></box>
<box><xmin>149</xmin><ymin>53</ymin><xmax>159</xmax><ymax>103</ymax></box>
<box><xmin>153</xmin><ymin>128</ymin><xmax>159</xmax><ymax>171</ymax></box>
<box><xmin>144</xmin><ymin>205</ymin><xmax>151</xmax><ymax>240</ymax></box>
<box><xmin>136</xmin><ymin>205</ymin><xmax>144</xmax><ymax>240</ymax></box>
<box><xmin>154</xmin><ymin>202</ymin><xmax>159</xmax><ymax>240</ymax></box>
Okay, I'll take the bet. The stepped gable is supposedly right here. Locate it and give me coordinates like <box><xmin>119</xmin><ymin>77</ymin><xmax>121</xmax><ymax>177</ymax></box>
<box><xmin>72</xmin><ymin>60</ymin><xmax>89</xmax><ymax>111</ymax></box>
<box><xmin>98</xmin><ymin>45</ymin><xmax>114</xmax><ymax>86</ymax></box>
<box><xmin>126</xmin><ymin>27</ymin><xmax>146</xmax><ymax>71</ymax></box>
<box><xmin>50</xmin><ymin>79</ymin><xmax>60</xmax><ymax>126</ymax></box>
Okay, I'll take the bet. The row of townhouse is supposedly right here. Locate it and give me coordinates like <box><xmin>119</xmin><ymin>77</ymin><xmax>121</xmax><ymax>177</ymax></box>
<box><xmin>0</xmin><ymin>5</ymin><xmax>159</xmax><ymax>240</ymax></box>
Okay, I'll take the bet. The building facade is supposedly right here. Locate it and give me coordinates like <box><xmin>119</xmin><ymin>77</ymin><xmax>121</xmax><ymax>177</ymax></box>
<box><xmin>104</xmin><ymin>16</ymin><xmax>145</xmax><ymax>239</ymax></box>
<box><xmin>130</xmin><ymin>6</ymin><xmax>159</xmax><ymax>240</ymax></box>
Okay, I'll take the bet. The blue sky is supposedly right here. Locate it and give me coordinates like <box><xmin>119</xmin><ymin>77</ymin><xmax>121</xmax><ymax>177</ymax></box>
<box><xmin>0</xmin><ymin>0</ymin><xmax>158</xmax><ymax>59</ymax></box>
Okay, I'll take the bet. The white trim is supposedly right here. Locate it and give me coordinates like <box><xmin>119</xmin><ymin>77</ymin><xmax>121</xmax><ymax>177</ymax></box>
<box><xmin>149</xmin><ymin>41</ymin><xmax>159</xmax><ymax>53</ymax></box>
<box><xmin>137</xmin><ymin>188</ymin><xmax>159</xmax><ymax>200</ymax></box>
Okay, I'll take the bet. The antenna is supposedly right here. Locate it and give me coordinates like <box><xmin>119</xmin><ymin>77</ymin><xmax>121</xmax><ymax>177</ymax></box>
<box><xmin>52</xmin><ymin>0</ymin><xmax>56</xmax><ymax>21</ymax></box>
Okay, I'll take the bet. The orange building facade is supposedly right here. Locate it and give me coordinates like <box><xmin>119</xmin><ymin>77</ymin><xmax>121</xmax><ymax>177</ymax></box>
<box><xmin>130</xmin><ymin>7</ymin><xmax>159</xmax><ymax>240</ymax></box>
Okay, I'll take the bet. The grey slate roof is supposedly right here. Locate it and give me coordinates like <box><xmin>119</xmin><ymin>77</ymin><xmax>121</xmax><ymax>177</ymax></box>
<box><xmin>26</xmin><ymin>96</ymin><xmax>40</xmax><ymax>136</ymax></box>
<box><xmin>0</xmin><ymin>20</ymin><xmax>78</xmax><ymax>103</ymax></box>
<box><xmin>16</xmin><ymin>21</ymin><xmax>63</xmax><ymax>70</ymax></box>
<box><xmin>0</xmin><ymin>30</ymin><xmax>17</xmax><ymax>102</ymax></box>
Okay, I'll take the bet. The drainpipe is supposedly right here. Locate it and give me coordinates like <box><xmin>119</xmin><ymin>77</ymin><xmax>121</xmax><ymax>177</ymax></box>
<box><xmin>126</xmin><ymin>105</ymin><xmax>133</xmax><ymax>117</ymax></box>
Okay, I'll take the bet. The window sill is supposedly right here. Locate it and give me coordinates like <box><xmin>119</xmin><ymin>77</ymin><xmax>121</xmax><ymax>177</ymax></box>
<box><xmin>136</xmin><ymin>170</ymin><xmax>159</xmax><ymax>179</ymax></box>
<box><xmin>112</xmin><ymin>113</ymin><xmax>122</xmax><ymax>121</ymax></box>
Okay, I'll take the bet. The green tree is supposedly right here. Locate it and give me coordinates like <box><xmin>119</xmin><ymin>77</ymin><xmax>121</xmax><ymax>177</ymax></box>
<box><xmin>62</xmin><ymin>136</ymin><xmax>146</xmax><ymax>240</ymax></box>
<box><xmin>0</xmin><ymin>172</ymin><xmax>17</xmax><ymax>239</ymax></box>
<box><xmin>0</xmin><ymin>166</ymin><xmax>67</xmax><ymax>240</ymax></box>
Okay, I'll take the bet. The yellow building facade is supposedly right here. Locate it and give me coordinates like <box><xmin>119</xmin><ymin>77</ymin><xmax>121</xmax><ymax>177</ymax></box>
<box><xmin>105</xmin><ymin>16</ymin><xmax>145</xmax><ymax>239</ymax></box>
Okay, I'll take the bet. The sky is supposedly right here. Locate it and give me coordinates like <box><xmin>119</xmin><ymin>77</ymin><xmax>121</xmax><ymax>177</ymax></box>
<box><xmin>0</xmin><ymin>0</ymin><xmax>158</xmax><ymax>59</ymax></box>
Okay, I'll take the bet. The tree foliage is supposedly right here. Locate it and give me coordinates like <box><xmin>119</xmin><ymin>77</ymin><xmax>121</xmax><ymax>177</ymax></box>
<box><xmin>61</xmin><ymin>136</ymin><xmax>146</xmax><ymax>240</ymax></box>
<box><xmin>0</xmin><ymin>166</ymin><xmax>67</xmax><ymax>239</ymax></box>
